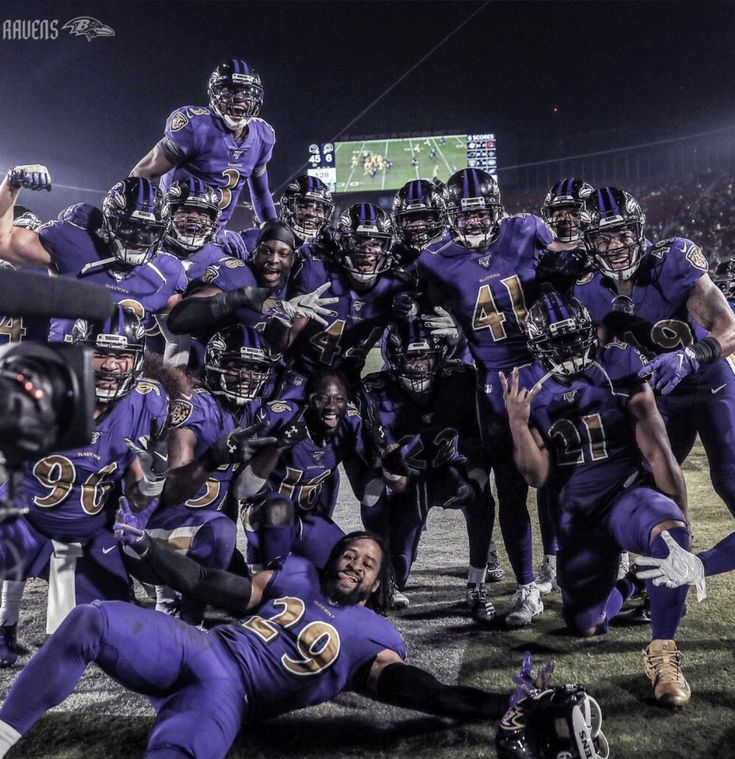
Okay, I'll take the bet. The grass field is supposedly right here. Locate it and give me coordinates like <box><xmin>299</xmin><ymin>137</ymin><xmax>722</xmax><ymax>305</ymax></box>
<box><xmin>334</xmin><ymin>136</ymin><xmax>467</xmax><ymax>193</ymax></box>
<box><xmin>1</xmin><ymin>444</ymin><xmax>734</xmax><ymax>757</ymax></box>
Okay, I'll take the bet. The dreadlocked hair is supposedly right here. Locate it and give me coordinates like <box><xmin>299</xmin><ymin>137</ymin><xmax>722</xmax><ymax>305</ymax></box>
<box><xmin>142</xmin><ymin>353</ymin><xmax>192</xmax><ymax>401</ymax></box>
<box><xmin>322</xmin><ymin>530</ymin><xmax>395</xmax><ymax>615</ymax></box>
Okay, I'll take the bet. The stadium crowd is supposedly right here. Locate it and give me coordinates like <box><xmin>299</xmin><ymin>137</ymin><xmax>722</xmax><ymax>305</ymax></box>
<box><xmin>0</xmin><ymin>58</ymin><xmax>734</xmax><ymax>759</ymax></box>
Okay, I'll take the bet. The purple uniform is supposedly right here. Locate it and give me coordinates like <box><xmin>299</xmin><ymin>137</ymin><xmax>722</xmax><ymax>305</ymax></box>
<box><xmin>416</xmin><ymin>214</ymin><xmax>554</xmax><ymax>586</ymax></box>
<box><xmin>159</xmin><ymin>106</ymin><xmax>275</xmax><ymax>227</ymax></box>
<box><xmin>164</xmin><ymin>239</ymin><xmax>229</xmax><ymax>283</ymax></box>
<box><xmin>37</xmin><ymin>205</ymin><xmax>187</xmax><ymax>341</ymax></box>
<box><xmin>524</xmin><ymin>344</ymin><xmax>685</xmax><ymax>631</ymax></box>
<box><xmin>281</xmin><ymin>255</ymin><xmax>410</xmax><ymax>396</ymax></box>
<box><xmin>575</xmin><ymin>237</ymin><xmax>735</xmax><ymax>516</ymax></box>
<box><xmin>0</xmin><ymin>556</ymin><xmax>404</xmax><ymax>759</ymax></box>
<box><xmin>360</xmin><ymin>363</ymin><xmax>491</xmax><ymax>588</ymax></box>
<box><xmin>243</xmin><ymin>399</ymin><xmax>366</xmax><ymax>568</ymax></box>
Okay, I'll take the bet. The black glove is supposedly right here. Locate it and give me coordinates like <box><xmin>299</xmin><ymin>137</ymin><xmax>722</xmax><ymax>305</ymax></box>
<box><xmin>392</xmin><ymin>292</ymin><xmax>419</xmax><ymax>320</ymax></box>
<box><xmin>273</xmin><ymin>415</ymin><xmax>309</xmax><ymax>449</ymax></box>
<box><xmin>382</xmin><ymin>435</ymin><xmax>422</xmax><ymax>478</ymax></box>
<box><xmin>222</xmin><ymin>285</ymin><xmax>275</xmax><ymax>313</ymax></box>
<box><xmin>202</xmin><ymin>419</ymin><xmax>276</xmax><ymax>469</ymax></box>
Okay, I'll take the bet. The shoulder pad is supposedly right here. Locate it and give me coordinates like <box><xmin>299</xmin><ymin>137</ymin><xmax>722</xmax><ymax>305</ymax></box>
<box><xmin>223</xmin><ymin>258</ymin><xmax>247</xmax><ymax>269</ymax></box>
<box><xmin>346</xmin><ymin>402</ymin><xmax>362</xmax><ymax>418</ymax></box>
<box><xmin>508</xmin><ymin>212</ymin><xmax>532</xmax><ymax>219</ymax></box>
<box><xmin>266</xmin><ymin>401</ymin><xmax>294</xmax><ymax>415</ymax></box>
<box><xmin>57</xmin><ymin>202</ymin><xmax>103</xmax><ymax>232</ymax></box>
<box><xmin>361</xmin><ymin>372</ymin><xmax>385</xmax><ymax>392</ymax></box>
<box><xmin>649</xmin><ymin>238</ymin><xmax>677</xmax><ymax>259</ymax></box>
<box><xmin>250</xmin><ymin>117</ymin><xmax>275</xmax><ymax>136</ymax></box>
<box><xmin>442</xmin><ymin>361</ymin><xmax>470</xmax><ymax>377</ymax></box>
<box><xmin>170</xmin><ymin>397</ymin><xmax>194</xmax><ymax>427</ymax></box>
<box><xmin>679</xmin><ymin>238</ymin><xmax>708</xmax><ymax>271</ymax></box>
<box><xmin>604</xmin><ymin>339</ymin><xmax>630</xmax><ymax>351</ymax></box>
<box><xmin>187</xmin><ymin>106</ymin><xmax>211</xmax><ymax>117</ymax></box>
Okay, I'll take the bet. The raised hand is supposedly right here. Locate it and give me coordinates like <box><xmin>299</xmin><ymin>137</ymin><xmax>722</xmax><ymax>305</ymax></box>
<box><xmin>499</xmin><ymin>367</ymin><xmax>541</xmax><ymax>428</ymax></box>
<box><xmin>638</xmin><ymin>349</ymin><xmax>699</xmax><ymax>394</ymax></box>
<box><xmin>6</xmin><ymin>164</ymin><xmax>52</xmax><ymax>192</ymax></box>
<box><xmin>281</xmin><ymin>283</ymin><xmax>338</xmax><ymax>327</ymax></box>
<box><xmin>125</xmin><ymin>417</ymin><xmax>170</xmax><ymax>497</ymax></box>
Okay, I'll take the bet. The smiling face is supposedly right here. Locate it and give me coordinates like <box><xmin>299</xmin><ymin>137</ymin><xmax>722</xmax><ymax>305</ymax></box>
<box><xmin>324</xmin><ymin>538</ymin><xmax>383</xmax><ymax>606</ymax></box>
<box><xmin>252</xmin><ymin>239</ymin><xmax>295</xmax><ymax>290</ymax></box>
<box><xmin>306</xmin><ymin>375</ymin><xmax>348</xmax><ymax>438</ymax></box>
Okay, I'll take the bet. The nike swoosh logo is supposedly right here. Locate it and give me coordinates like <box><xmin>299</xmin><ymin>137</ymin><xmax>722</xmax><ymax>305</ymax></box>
<box><xmin>102</xmin><ymin>546</ymin><xmax>117</xmax><ymax>554</ymax></box>
<box><xmin>711</xmin><ymin>384</ymin><xmax>727</xmax><ymax>395</ymax></box>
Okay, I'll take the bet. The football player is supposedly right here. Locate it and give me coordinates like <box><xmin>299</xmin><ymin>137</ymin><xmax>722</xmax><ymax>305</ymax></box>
<box><xmin>391</xmin><ymin>178</ymin><xmax>447</xmax><ymax>267</ymax></box>
<box><xmin>0</xmin><ymin>166</ymin><xmax>187</xmax><ymax>345</ymax></box>
<box><xmin>502</xmin><ymin>289</ymin><xmax>691</xmax><ymax>706</ymax></box>
<box><xmin>0</xmin><ymin>307</ymin><xmax>172</xmax><ymax>656</ymax></box>
<box><xmin>131</xmin><ymin>59</ymin><xmax>277</xmax><ymax>228</ymax></box>
<box><xmin>272</xmin><ymin>203</ymin><xmax>414</xmax><ymax>399</ymax></box>
<box><xmin>236</xmin><ymin>370</ymin><xmax>370</xmax><ymax>571</ymax></box>
<box><xmin>416</xmin><ymin>168</ymin><xmax>568</xmax><ymax>627</ymax></box>
<box><xmin>219</xmin><ymin>174</ymin><xmax>335</xmax><ymax>260</ymax></box>
<box><xmin>0</xmin><ymin>530</ymin><xmax>544</xmax><ymax>759</ymax></box>
<box><xmin>574</xmin><ymin>187</ymin><xmax>735</xmax><ymax>519</ymax></box>
<box><xmin>139</xmin><ymin>325</ymin><xmax>277</xmax><ymax>623</ymax></box>
<box><xmin>359</xmin><ymin>319</ymin><xmax>494</xmax><ymax>619</ymax></box>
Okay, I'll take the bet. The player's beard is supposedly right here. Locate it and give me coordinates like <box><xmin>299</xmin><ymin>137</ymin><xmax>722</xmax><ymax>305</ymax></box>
<box><xmin>323</xmin><ymin>571</ymin><xmax>373</xmax><ymax>606</ymax></box>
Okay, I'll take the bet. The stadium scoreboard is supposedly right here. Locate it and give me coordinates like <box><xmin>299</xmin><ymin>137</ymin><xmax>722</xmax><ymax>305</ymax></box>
<box><xmin>307</xmin><ymin>133</ymin><xmax>497</xmax><ymax>194</ymax></box>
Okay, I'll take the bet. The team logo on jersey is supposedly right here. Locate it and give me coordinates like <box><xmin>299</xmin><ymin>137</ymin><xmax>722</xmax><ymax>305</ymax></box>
<box><xmin>202</xmin><ymin>265</ymin><xmax>220</xmax><ymax>283</ymax></box>
<box><xmin>170</xmin><ymin>399</ymin><xmax>194</xmax><ymax>427</ymax></box>
<box><xmin>353</xmin><ymin>301</ymin><xmax>365</xmax><ymax>312</ymax></box>
<box><xmin>224</xmin><ymin>259</ymin><xmax>246</xmax><ymax>269</ymax></box>
<box><xmin>562</xmin><ymin>390</ymin><xmax>578</xmax><ymax>403</ymax></box>
<box><xmin>170</xmin><ymin>111</ymin><xmax>189</xmax><ymax>131</ymax></box>
<box><xmin>62</xmin><ymin>16</ymin><xmax>115</xmax><ymax>41</ymax></box>
<box><xmin>311</xmin><ymin>450</ymin><xmax>325</xmax><ymax>463</ymax></box>
<box><xmin>684</xmin><ymin>242</ymin><xmax>708</xmax><ymax>271</ymax></box>
<box><xmin>477</xmin><ymin>255</ymin><xmax>493</xmax><ymax>269</ymax></box>
<box><xmin>268</xmin><ymin>402</ymin><xmax>292</xmax><ymax>414</ymax></box>
<box><xmin>90</xmin><ymin>431</ymin><xmax>102</xmax><ymax>445</ymax></box>
<box><xmin>231</xmin><ymin>150</ymin><xmax>244</xmax><ymax>160</ymax></box>
<box><xmin>189</xmin><ymin>107</ymin><xmax>210</xmax><ymax>117</ymax></box>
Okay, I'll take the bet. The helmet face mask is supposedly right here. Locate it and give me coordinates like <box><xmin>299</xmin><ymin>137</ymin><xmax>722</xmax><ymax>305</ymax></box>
<box><xmin>164</xmin><ymin>180</ymin><xmax>221</xmax><ymax>254</ymax></box>
<box><xmin>526</xmin><ymin>291</ymin><xmax>598</xmax><ymax>377</ymax></box>
<box><xmin>393</xmin><ymin>179</ymin><xmax>447</xmax><ymax>251</ymax></box>
<box><xmin>446</xmin><ymin>169</ymin><xmax>503</xmax><ymax>251</ymax></box>
<box><xmin>71</xmin><ymin>306</ymin><xmax>145</xmax><ymax>404</ymax></box>
<box><xmin>496</xmin><ymin>685</ymin><xmax>609</xmax><ymax>759</ymax></box>
<box><xmin>336</xmin><ymin>203</ymin><xmax>394</xmax><ymax>288</ymax></box>
<box><xmin>208</xmin><ymin>60</ymin><xmax>263</xmax><ymax>132</ymax></box>
<box><xmin>712</xmin><ymin>256</ymin><xmax>735</xmax><ymax>300</ymax></box>
<box><xmin>280</xmin><ymin>176</ymin><xmax>334</xmax><ymax>244</ymax></box>
<box><xmin>205</xmin><ymin>327</ymin><xmax>273</xmax><ymax>406</ymax></box>
<box><xmin>386</xmin><ymin>321</ymin><xmax>447</xmax><ymax>400</ymax></box>
<box><xmin>581</xmin><ymin>188</ymin><xmax>646</xmax><ymax>282</ymax></box>
<box><xmin>541</xmin><ymin>178</ymin><xmax>595</xmax><ymax>243</ymax></box>
<box><xmin>102</xmin><ymin>178</ymin><xmax>166</xmax><ymax>267</ymax></box>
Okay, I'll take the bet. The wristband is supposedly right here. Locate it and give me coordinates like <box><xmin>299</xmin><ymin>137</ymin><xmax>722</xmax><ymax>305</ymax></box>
<box><xmin>690</xmin><ymin>336</ymin><xmax>722</xmax><ymax>365</ymax></box>
<box><xmin>137</xmin><ymin>477</ymin><xmax>165</xmax><ymax>497</ymax></box>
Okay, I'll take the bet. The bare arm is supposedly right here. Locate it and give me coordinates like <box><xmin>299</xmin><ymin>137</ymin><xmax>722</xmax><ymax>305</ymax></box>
<box><xmin>0</xmin><ymin>173</ymin><xmax>52</xmax><ymax>268</ymax></box>
<box><xmin>500</xmin><ymin>368</ymin><xmax>549</xmax><ymax>487</ymax></box>
<box><xmin>161</xmin><ymin>427</ymin><xmax>213</xmax><ymax>507</ymax></box>
<box><xmin>130</xmin><ymin>142</ymin><xmax>175</xmax><ymax>179</ymax></box>
<box><xmin>628</xmin><ymin>382</ymin><xmax>688</xmax><ymax>517</ymax></box>
<box><xmin>687</xmin><ymin>274</ymin><xmax>735</xmax><ymax>356</ymax></box>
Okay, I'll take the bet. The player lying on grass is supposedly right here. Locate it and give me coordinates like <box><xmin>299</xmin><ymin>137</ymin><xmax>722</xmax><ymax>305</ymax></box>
<box><xmin>0</xmin><ymin>515</ymin><xmax>558</xmax><ymax>759</ymax></box>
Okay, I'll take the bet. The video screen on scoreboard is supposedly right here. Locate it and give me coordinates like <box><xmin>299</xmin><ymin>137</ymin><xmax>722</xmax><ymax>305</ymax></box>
<box><xmin>306</xmin><ymin>133</ymin><xmax>496</xmax><ymax>194</ymax></box>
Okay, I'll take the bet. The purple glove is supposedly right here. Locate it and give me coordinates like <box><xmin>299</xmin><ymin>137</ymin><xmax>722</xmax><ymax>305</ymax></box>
<box><xmin>508</xmin><ymin>651</ymin><xmax>555</xmax><ymax>707</ymax></box>
<box><xmin>382</xmin><ymin>434</ymin><xmax>422</xmax><ymax>478</ymax></box>
<box><xmin>638</xmin><ymin>347</ymin><xmax>699</xmax><ymax>394</ymax></box>
<box><xmin>113</xmin><ymin>496</ymin><xmax>157</xmax><ymax>549</ymax></box>
<box><xmin>215</xmin><ymin>229</ymin><xmax>249</xmax><ymax>259</ymax></box>
<box><xmin>6</xmin><ymin>164</ymin><xmax>52</xmax><ymax>192</ymax></box>
<box><xmin>391</xmin><ymin>292</ymin><xmax>419</xmax><ymax>320</ymax></box>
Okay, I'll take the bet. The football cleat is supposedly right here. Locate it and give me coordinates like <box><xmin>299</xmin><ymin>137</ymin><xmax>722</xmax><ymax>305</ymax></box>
<box><xmin>643</xmin><ymin>639</ymin><xmax>690</xmax><ymax>707</ymax></box>
<box><xmin>534</xmin><ymin>555</ymin><xmax>558</xmax><ymax>594</ymax></box>
<box><xmin>486</xmin><ymin>541</ymin><xmax>505</xmax><ymax>582</ymax></box>
<box><xmin>466</xmin><ymin>583</ymin><xmax>496</xmax><ymax>622</ymax></box>
<box><xmin>506</xmin><ymin>583</ymin><xmax>544</xmax><ymax>628</ymax></box>
<box><xmin>0</xmin><ymin>624</ymin><xmax>28</xmax><ymax>667</ymax></box>
<box><xmin>390</xmin><ymin>587</ymin><xmax>410</xmax><ymax>610</ymax></box>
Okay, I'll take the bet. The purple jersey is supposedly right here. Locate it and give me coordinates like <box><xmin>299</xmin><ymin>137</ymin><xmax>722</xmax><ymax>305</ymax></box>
<box><xmin>159</xmin><ymin>106</ymin><xmax>275</xmax><ymax>227</ymax></box>
<box><xmin>160</xmin><ymin>238</ymin><xmax>228</xmax><ymax>283</ymax></box>
<box><xmin>574</xmin><ymin>237</ymin><xmax>709</xmax><ymax>358</ymax></box>
<box><xmin>18</xmin><ymin>380</ymin><xmax>169</xmax><ymax>542</ymax></box>
<box><xmin>215</xmin><ymin>555</ymin><xmax>405</xmax><ymax>719</ymax></box>
<box><xmin>248</xmin><ymin>399</ymin><xmax>365</xmax><ymax>516</ymax></box>
<box><xmin>362</xmin><ymin>363</ymin><xmax>483</xmax><ymax>509</ymax></box>
<box><xmin>168</xmin><ymin>389</ymin><xmax>240</xmax><ymax>513</ymax></box>
<box><xmin>525</xmin><ymin>343</ymin><xmax>648</xmax><ymax>512</ymax></box>
<box><xmin>289</xmin><ymin>255</ymin><xmax>409</xmax><ymax>379</ymax></box>
<box><xmin>417</xmin><ymin>215</ymin><xmax>553</xmax><ymax>376</ymax></box>
<box><xmin>38</xmin><ymin>205</ymin><xmax>187</xmax><ymax>340</ymax></box>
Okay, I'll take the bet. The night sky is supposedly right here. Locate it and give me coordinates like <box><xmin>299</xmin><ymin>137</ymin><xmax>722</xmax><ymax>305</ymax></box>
<box><xmin>1</xmin><ymin>0</ymin><xmax>733</xmax><ymax>218</ymax></box>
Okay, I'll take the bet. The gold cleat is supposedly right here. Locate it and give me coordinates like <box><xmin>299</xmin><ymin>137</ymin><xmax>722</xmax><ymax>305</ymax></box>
<box><xmin>643</xmin><ymin>639</ymin><xmax>691</xmax><ymax>706</ymax></box>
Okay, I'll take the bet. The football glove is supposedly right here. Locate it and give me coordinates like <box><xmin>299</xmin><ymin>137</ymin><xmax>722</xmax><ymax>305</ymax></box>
<box><xmin>125</xmin><ymin>417</ymin><xmax>170</xmax><ymax>497</ymax></box>
<box><xmin>638</xmin><ymin>348</ymin><xmax>699</xmax><ymax>394</ymax></box>
<box><xmin>6</xmin><ymin>164</ymin><xmax>52</xmax><ymax>192</ymax></box>
<box><xmin>635</xmin><ymin>530</ymin><xmax>707</xmax><ymax>601</ymax></box>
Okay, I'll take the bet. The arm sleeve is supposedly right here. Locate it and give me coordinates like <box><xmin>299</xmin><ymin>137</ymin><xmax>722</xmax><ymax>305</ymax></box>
<box><xmin>248</xmin><ymin>168</ymin><xmax>277</xmax><ymax>222</ymax></box>
<box><xmin>374</xmin><ymin>662</ymin><xmax>509</xmax><ymax>719</ymax></box>
<box><xmin>166</xmin><ymin>287</ymin><xmax>270</xmax><ymax>334</ymax></box>
<box><xmin>140</xmin><ymin>539</ymin><xmax>251</xmax><ymax>616</ymax></box>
